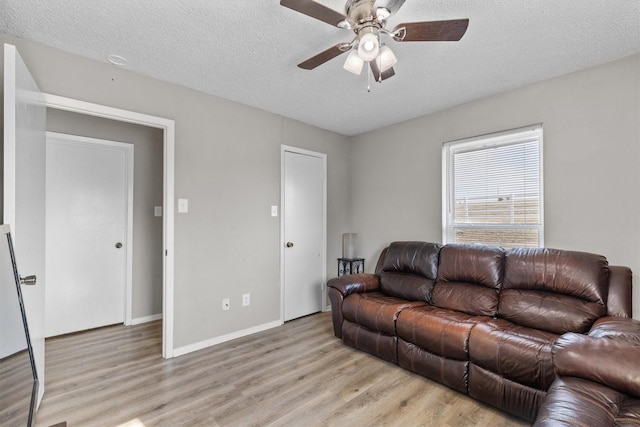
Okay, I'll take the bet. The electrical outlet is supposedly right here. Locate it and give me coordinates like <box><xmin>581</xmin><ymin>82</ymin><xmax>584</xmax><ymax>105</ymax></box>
<box><xmin>242</xmin><ymin>293</ymin><xmax>250</xmax><ymax>306</ymax></box>
<box><xmin>222</xmin><ymin>298</ymin><xmax>230</xmax><ymax>311</ymax></box>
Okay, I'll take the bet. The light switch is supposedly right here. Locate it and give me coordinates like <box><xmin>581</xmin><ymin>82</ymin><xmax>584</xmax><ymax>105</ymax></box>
<box><xmin>178</xmin><ymin>199</ymin><xmax>189</xmax><ymax>213</ymax></box>
<box><xmin>154</xmin><ymin>206</ymin><xmax>163</xmax><ymax>217</ymax></box>
<box><xmin>271</xmin><ymin>205</ymin><xmax>278</xmax><ymax>217</ymax></box>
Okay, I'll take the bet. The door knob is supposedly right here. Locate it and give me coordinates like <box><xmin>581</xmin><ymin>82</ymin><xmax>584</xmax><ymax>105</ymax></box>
<box><xmin>20</xmin><ymin>275</ymin><xmax>37</xmax><ymax>286</ymax></box>
<box><xmin>115</xmin><ymin>242</ymin><xmax>123</xmax><ymax>249</ymax></box>
<box><xmin>286</xmin><ymin>242</ymin><xmax>294</xmax><ymax>248</ymax></box>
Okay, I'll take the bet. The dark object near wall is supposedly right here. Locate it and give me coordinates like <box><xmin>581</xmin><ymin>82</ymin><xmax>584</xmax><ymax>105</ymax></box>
<box><xmin>0</xmin><ymin>224</ymin><xmax>38</xmax><ymax>427</ymax></box>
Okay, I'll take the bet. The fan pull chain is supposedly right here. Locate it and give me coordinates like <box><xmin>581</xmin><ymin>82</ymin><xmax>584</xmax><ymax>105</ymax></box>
<box><xmin>367</xmin><ymin>66</ymin><xmax>371</xmax><ymax>92</ymax></box>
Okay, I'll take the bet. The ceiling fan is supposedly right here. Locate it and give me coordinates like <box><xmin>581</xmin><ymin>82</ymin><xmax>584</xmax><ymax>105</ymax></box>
<box><xmin>280</xmin><ymin>0</ymin><xmax>469</xmax><ymax>82</ymax></box>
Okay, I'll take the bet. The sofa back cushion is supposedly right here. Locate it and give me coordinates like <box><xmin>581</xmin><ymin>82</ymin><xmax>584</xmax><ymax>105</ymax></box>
<box><xmin>379</xmin><ymin>241</ymin><xmax>442</xmax><ymax>302</ymax></box>
<box><xmin>499</xmin><ymin>248</ymin><xmax>608</xmax><ymax>334</ymax></box>
<box><xmin>433</xmin><ymin>244</ymin><xmax>505</xmax><ymax>316</ymax></box>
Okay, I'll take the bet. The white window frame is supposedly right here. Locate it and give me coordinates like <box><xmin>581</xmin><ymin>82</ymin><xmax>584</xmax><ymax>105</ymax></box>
<box><xmin>442</xmin><ymin>124</ymin><xmax>544</xmax><ymax>247</ymax></box>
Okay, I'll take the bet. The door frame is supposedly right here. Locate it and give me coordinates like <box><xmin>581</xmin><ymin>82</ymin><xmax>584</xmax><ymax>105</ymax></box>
<box><xmin>280</xmin><ymin>145</ymin><xmax>327</xmax><ymax>322</ymax></box>
<box><xmin>45</xmin><ymin>131</ymin><xmax>134</xmax><ymax>331</ymax></box>
<box><xmin>43</xmin><ymin>94</ymin><xmax>176</xmax><ymax>358</ymax></box>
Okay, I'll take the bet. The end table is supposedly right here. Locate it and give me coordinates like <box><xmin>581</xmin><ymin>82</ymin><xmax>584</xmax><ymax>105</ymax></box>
<box><xmin>338</xmin><ymin>258</ymin><xmax>365</xmax><ymax>276</ymax></box>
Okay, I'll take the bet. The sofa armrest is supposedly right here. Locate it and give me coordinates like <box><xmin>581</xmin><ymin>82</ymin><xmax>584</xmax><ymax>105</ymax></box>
<box><xmin>327</xmin><ymin>274</ymin><xmax>380</xmax><ymax>339</ymax></box>
<box><xmin>589</xmin><ymin>316</ymin><xmax>640</xmax><ymax>345</ymax></box>
<box><xmin>607</xmin><ymin>265</ymin><xmax>632</xmax><ymax>317</ymax></box>
<box><xmin>327</xmin><ymin>273</ymin><xmax>380</xmax><ymax>296</ymax></box>
<box><xmin>553</xmin><ymin>333</ymin><xmax>640</xmax><ymax>398</ymax></box>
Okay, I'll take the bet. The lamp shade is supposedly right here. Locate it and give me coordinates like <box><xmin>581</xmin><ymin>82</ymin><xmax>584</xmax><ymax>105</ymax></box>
<box><xmin>358</xmin><ymin>32</ymin><xmax>379</xmax><ymax>62</ymax></box>
<box><xmin>343</xmin><ymin>50</ymin><xmax>364</xmax><ymax>74</ymax></box>
<box><xmin>378</xmin><ymin>45</ymin><xmax>397</xmax><ymax>71</ymax></box>
<box><xmin>342</xmin><ymin>233</ymin><xmax>357</xmax><ymax>258</ymax></box>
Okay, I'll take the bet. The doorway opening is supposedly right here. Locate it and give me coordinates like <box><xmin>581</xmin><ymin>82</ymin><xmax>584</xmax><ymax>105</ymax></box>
<box><xmin>44</xmin><ymin>94</ymin><xmax>175</xmax><ymax>358</ymax></box>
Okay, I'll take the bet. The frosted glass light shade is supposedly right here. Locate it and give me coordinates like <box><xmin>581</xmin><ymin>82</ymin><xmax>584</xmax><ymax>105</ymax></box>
<box><xmin>342</xmin><ymin>233</ymin><xmax>357</xmax><ymax>258</ymax></box>
<box><xmin>378</xmin><ymin>45</ymin><xmax>397</xmax><ymax>71</ymax></box>
<box><xmin>343</xmin><ymin>50</ymin><xmax>364</xmax><ymax>74</ymax></box>
<box><xmin>358</xmin><ymin>32</ymin><xmax>379</xmax><ymax>62</ymax></box>
<box><xmin>376</xmin><ymin>7</ymin><xmax>391</xmax><ymax>21</ymax></box>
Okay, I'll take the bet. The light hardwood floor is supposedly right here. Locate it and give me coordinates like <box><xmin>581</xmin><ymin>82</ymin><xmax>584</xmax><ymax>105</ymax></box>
<box><xmin>35</xmin><ymin>312</ymin><xmax>528</xmax><ymax>427</ymax></box>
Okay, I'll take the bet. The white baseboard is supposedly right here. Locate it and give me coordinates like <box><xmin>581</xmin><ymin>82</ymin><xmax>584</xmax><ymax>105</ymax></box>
<box><xmin>131</xmin><ymin>313</ymin><xmax>163</xmax><ymax>325</ymax></box>
<box><xmin>173</xmin><ymin>320</ymin><xmax>283</xmax><ymax>357</ymax></box>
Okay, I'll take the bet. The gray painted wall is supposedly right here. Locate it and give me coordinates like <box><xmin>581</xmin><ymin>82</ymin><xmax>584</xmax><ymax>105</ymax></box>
<box><xmin>349</xmin><ymin>54</ymin><xmax>640</xmax><ymax>319</ymax></box>
<box><xmin>2</xmin><ymin>32</ymin><xmax>637</xmax><ymax>352</ymax></box>
<box><xmin>0</xmin><ymin>34</ymin><xmax>351</xmax><ymax>349</ymax></box>
<box><xmin>47</xmin><ymin>109</ymin><xmax>164</xmax><ymax>321</ymax></box>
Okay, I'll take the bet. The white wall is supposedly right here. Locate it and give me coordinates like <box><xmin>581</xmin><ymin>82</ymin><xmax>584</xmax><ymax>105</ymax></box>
<box><xmin>349</xmin><ymin>54</ymin><xmax>640</xmax><ymax>319</ymax></box>
<box><xmin>0</xmin><ymin>34</ymin><xmax>351</xmax><ymax>349</ymax></box>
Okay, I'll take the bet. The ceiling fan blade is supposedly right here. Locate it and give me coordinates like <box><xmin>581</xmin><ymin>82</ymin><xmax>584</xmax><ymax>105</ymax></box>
<box><xmin>280</xmin><ymin>0</ymin><xmax>348</xmax><ymax>27</ymax></box>
<box><xmin>373</xmin><ymin>0</ymin><xmax>406</xmax><ymax>16</ymax></box>
<box><xmin>370</xmin><ymin>61</ymin><xmax>395</xmax><ymax>82</ymax></box>
<box><xmin>298</xmin><ymin>44</ymin><xmax>349</xmax><ymax>70</ymax></box>
<box><xmin>393</xmin><ymin>19</ymin><xmax>469</xmax><ymax>42</ymax></box>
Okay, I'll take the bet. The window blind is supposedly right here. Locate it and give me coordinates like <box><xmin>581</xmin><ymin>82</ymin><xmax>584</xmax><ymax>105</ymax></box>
<box><xmin>442</xmin><ymin>125</ymin><xmax>543</xmax><ymax>248</ymax></box>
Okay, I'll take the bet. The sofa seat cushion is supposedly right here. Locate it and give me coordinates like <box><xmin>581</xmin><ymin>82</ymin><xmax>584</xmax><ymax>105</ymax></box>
<box><xmin>533</xmin><ymin>377</ymin><xmax>640</xmax><ymax>426</ymax></box>
<box><xmin>469</xmin><ymin>319</ymin><xmax>557</xmax><ymax>390</ymax></box>
<box><xmin>396</xmin><ymin>306</ymin><xmax>484</xmax><ymax>360</ymax></box>
<box><xmin>342</xmin><ymin>292</ymin><xmax>426</xmax><ymax>335</ymax></box>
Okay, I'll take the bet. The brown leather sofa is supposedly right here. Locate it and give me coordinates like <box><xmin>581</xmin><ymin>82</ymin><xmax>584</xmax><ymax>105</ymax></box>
<box><xmin>533</xmin><ymin>330</ymin><xmax>640</xmax><ymax>426</ymax></box>
<box><xmin>327</xmin><ymin>241</ymin><xmax>635</xmax><ymax>422</ymax></box>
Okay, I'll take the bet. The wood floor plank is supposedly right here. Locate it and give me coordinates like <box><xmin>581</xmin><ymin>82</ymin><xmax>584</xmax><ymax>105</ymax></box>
<box><xmin>35</xmin><ymin>313</ymin><xmax>528</xmax><ymax>427</ymax></box>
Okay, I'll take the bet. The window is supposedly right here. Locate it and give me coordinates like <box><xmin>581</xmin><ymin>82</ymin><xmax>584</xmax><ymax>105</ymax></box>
<box><xmin>442</xmin><ymin>124</ymin><xmax>543</xmax><ymax>248</ymax></box>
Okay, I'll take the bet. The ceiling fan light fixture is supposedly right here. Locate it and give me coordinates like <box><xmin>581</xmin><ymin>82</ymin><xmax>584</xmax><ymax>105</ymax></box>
<box><xmin>337</xmin><ymin>19</ymin><xmax>351</xmax><ymax>29</ymax></box>
<box><xmin>358</xmin><ymin>31</ymin><xmax>379</xmax><ymax>62</ymax></box>
<box><xmin>376</xmin><ymin>7</ymin><xmax>391</xmax><ymax>21</ymax></box>
<box><xmin>343</xmin><ymin>50</ymin><xmax>364</xmax><ymax>74</ymax></box>
<box><xmin>280</xmin><ymin>0</ymin><xmax>469</xmax><ymax>84</ymax></box>
<box><xmin>378</xmin><ymin>45</ymin><xmax>397</xmax><ymax>71</ymax></box>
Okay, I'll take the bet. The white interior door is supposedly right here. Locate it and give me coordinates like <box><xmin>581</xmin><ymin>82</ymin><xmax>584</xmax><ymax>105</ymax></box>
<box><xmin>3</xmin><ymin>43</ymin><xmax>47</xmax><ymax>406</ymax></box>
<box><xmin>45</xmin><ymin>132</ymin><xmax>132</xmax><ymax>337</ymax></box>
<box><xmin>282</xmin><ymin>147</ymin><xmax>326</xmax><ymax>321</ymax></box>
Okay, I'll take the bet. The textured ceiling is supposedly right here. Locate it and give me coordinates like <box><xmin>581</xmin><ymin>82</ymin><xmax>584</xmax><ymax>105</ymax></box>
<box><xmin>1</xmin><ymin>1</ymin><xmax>639</xmax><ymax>136</ymax></box>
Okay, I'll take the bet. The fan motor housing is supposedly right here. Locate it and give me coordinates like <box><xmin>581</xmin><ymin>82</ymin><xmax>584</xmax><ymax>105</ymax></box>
<box><xmin>345</xmin><ymin>0</ymin><xmax>377</xmax><ymax>24</ymax></box>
